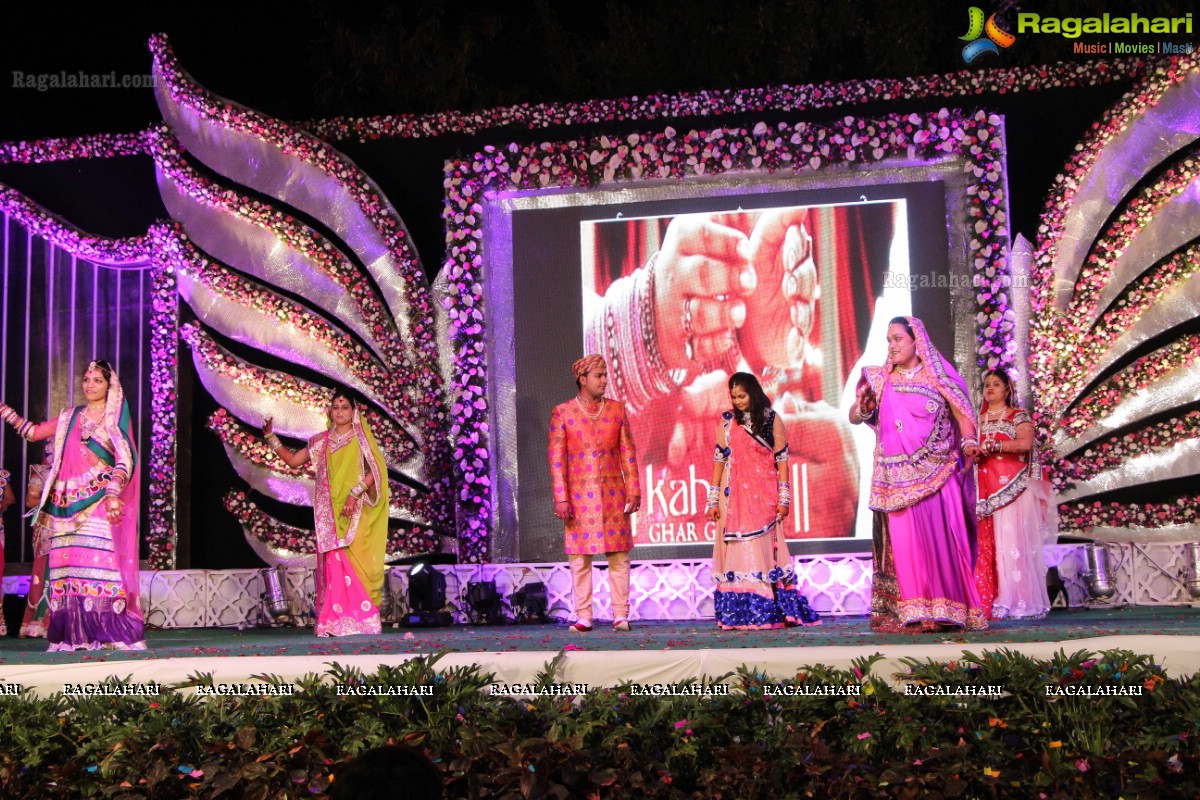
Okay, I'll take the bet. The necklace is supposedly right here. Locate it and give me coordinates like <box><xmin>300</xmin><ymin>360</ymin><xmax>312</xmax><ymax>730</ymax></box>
<box><xmin>574</xmin><ymin>396</ymin><xmax>605</xmax><ymax>420</ymax></box>
<box><xmin>897</xmin><ymin>362</ymin><xmax>924</xmax><ymax>379</ymax></box>
<box><xmin>80</xmin><ymin>407</ymin><xmax>105</xmax><ymax>443</ymax></box>
<box><xmin>329</xmin><ymin>428</ymin><xmax>354</xmax><ymax>449</ymax></box>
<box><xmin>985</xmin><ymin>405</ymin><xmax>1006</xmax><ymax>419</ymax></box>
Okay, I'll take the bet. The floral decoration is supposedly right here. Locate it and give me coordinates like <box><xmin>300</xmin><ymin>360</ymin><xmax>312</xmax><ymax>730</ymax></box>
<box><xmin>1030</xmin><ymin>53</ymin><xmax>1197</xmax><ymax>406</ymax></box>
<box><xmin>0</xmin><ymin>185</ymin><xmax>148</xmax><ymax>266</ymax></box>
<box><xmin>0</xmin><ymin>130</ymin><xmax>150</xmax><ymax>165</ymax></box>
<box><xmin>1038</xmin><ymin>153</ymin><xmax>1200</xmax><ymax>414</ymax></box>
<box><xmin>224</xmin><ymin>489</ymin><xmax>438</xmax><ymax>559</ymax></box>
<box><xmin>1056</xmin><ymin>410</ymin><xmax>1200</xmax><ymax>491</ymax></box>
<box><xmin>151</xmin><ymin>34</ymin><xmax>456</xmax><ymax>555</ymax></box>
<box><xmin>1057</xmin><ymin>334</ymin><xmax>1200</xmax><ymax>442</ymax></box>
<box><xmin>1077</xmin><ymin>243</ymin><xmax>1200</xmax><ymax>370</ymax></box>
<box><xmin>1028</xmin><ymin>52</ymin><xmax>1199</xmax><ymax>531</ymax></box>
<box><xmin>165</xmin><ymin>222</ymin><xmax>408</xmax><ymax>422</ymax></box>
<box><xmin>207</xmin><ymin>408</ymin><xmax>314</xmax><ymax>480</ymax></box>
<box><xmin>303</xmin><ymin>59</ymin><xmax>1154</xmax><ymax>143</ymax></box>
<box><xmin>149</xmin><ymin>36</ymin><xmax>444</xmax><ymax>412</ymax></box>
<box><xmin>147</xmin><ymin>223</ymin><xmax>182</xmax><ymax>568</ymax></box>
<box><xmin>149</xmin><ymin>128</ymin><xmax>410</xmax><ymax>373</ymax></box>
<box><xmin>443</xmin><ymin>110</ymin><xmax>1014</xmax><ymax>553</ymax></box>
<box><xmin>1059</xmin><ymin>494</ymin><xmax>1200</xmax><ymax>532</ymax></box>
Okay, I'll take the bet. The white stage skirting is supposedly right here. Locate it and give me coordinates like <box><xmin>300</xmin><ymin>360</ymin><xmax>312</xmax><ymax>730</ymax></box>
<box><xmin>3</xmin><ymin>635</ymin><xmax>1199</xmax><ymax>699</ymax></box>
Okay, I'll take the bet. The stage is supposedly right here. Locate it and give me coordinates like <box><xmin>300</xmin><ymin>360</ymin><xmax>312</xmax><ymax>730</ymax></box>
<box><xmin>3</xmin><ymin>607</ymin><xmax>1199</xmax><ymax>698</ymax></box>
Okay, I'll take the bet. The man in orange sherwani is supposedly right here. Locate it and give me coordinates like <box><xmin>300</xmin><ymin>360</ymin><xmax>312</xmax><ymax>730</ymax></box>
<box><xmin>548</xmin><ymin>355</ymin><xmax>641</xmax><ymax>632</ymax></box>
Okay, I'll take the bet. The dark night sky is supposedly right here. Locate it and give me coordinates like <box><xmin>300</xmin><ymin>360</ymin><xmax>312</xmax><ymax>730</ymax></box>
<box><xmin>3</xmin><ymin>0</ymin><xmax>1194</xmax><ymax>142</ymax></box>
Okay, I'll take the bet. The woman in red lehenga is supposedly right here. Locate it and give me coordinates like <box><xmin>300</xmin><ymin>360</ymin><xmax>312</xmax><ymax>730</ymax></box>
<box><xmin>975</xmin><ymin>368</ymin><xmax>1056</xmax><ymax>620</ymax></box>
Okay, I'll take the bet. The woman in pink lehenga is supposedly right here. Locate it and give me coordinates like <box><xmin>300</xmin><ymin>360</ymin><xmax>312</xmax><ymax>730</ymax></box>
<box><xmin>1</xmin><ymin>360</ymin><xmax>145</xmax><ymax>651</ymax></box>
<box><xmin>850</xmin><ymin>318</ymin><xmax>987</xmax><ymax>633</ymax></box>
<box><xmin>707</xmin><ymin>372</ymin><xmax>819</xmax><ymax>629</ymax></box>
<box><xmin>265</xmin><ymin>389</ymin><xmax>389</xmax><ymax>636</ymax></box>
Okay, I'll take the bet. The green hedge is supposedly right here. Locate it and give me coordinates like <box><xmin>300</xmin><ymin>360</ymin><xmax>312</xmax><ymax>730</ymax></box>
<box><xmin>1</xmin><ymin>649</ymin><xmax>1197</xmax><ymax>798</ymax></box>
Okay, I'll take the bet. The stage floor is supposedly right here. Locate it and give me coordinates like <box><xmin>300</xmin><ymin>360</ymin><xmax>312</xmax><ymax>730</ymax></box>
<box><xmin>3</xmin><ymin>607</ymin><xmax>1199</xmax><ymax>696</ymax></box>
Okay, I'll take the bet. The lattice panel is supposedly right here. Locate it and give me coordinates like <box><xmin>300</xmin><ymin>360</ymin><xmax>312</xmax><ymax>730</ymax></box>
<box><xmin>794</xmin><ymin>556</ymin><xmax>875</xmax><ymax>615</ymax></box>
<box><xmin>14</xmin><ymin>545</ymin><xmax>1184</xmax><ymax>631</ymax></box>
<box><xmin>142</xmin><ymin>571</ymin><xmax>211</xmax><ymax>628</ymax></box>
<box><xmin>1124</xmin><ymin>544</ymin><xmax>1198</xmax><ymax>606</ymax></box>
<box><xmin>635</xmin><ymin>561</ymin><xmax>711</xmax><ymax>620</ymax></box>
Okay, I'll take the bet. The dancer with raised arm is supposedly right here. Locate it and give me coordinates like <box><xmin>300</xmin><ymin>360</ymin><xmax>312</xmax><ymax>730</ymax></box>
<box><xmin>265</xmin><ymin>389</ymin><xmax>389</xmax><ymax>636</ymax></box>
<box><xmin>2</xmin><ymin>359</ymin><xmax>145</xmax><ymax>650</ymax></box>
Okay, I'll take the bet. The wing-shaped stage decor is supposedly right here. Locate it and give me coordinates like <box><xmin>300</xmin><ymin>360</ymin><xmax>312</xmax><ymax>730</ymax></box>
<box><xmin>1032</xmin><ymin>57</ymin><xmax>1200</xmax><ymax>540</ymax></box>
<box><xmin>148</xmin><ymin>35</ymin><xmax>455</xmax><ymax>563</ymax></box>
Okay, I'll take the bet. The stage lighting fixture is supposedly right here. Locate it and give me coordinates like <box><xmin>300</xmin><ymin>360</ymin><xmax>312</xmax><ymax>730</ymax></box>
<box><xmin>466</xmin><ymin>581</ymin><xmax>503</xmax><ymax>625</ymax></box>
<box><xmin>510</xmin><ymin>581</ymin><xmax>548</xmax><ymax>624</ymax></box>
<box><xmin>1083</xmin><ymin>543</ymin><xmax>1116</xmax><ymax>600</ymax></box>
<box><xmin>402</xmin><ymin>560</ymin><xmax>452</xmax><ymax>627</ymax></box>
<box><xmin>1185</xmin><ymin>543</ymin><xmax>1200</xmax><ymax>599</ymax></box>
<box><xmin>258</xmin><ymin>566</ymin><xmax>293</xmax><ymax>625</ymax></box>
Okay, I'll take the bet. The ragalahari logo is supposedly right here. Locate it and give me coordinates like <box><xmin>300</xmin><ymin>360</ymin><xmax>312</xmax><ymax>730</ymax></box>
<box><xmin>960</xmin><ymin>7</ymin><xmax>1017</xmax><ymax>63</ymax></box>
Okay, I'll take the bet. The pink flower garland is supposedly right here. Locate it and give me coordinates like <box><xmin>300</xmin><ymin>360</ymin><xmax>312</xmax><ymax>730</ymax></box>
<box><xmin>0</xmin><ymin>185</ymin><xmax>148</xmax><ymax>265</ymax></box>
<box><xmin>1059</xmin><ymin>495</ymin><xmax>1200</xmax><ymax>532</ymax></box>
<box><xmin>1056</xmin><ymin>410</ymin><xmax>1200</xmax><ymax>491</ymax></box>
<box><xmin>149</xmin><ymin>129</ymin><xmax>411</xmax><ymax>374</ymax></box>
<box><xmin>1058</xmin><ymin>334</ymin><xmax>1200</xmax><ymax>441</ymax></box>
<box><xmin>148</xmin><ymin>224</ymin><xmax>182</xmax><ymax>568</ymax></box>
<box><xmin>0</xmin><ymin>131</ymin><xmax>149</xmax><ymax>165</ymax></box>
<box><xmin>224</xmin><ymin>489</ymin><xmax>438</xmax><ymax>559</ymax></box>
<box><xmin>1041</xmin><ymin>155</ymin><xmax>1200</xmax><ymax>414</ymax></box>
<box><xmin>302</xmin><ymin>59</ymin><xmax>1152</xmax><ymax>143</ymax></box>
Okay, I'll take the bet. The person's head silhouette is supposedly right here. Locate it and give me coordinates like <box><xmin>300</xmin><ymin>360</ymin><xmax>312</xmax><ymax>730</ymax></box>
<box><xmin>329</xmin><ymin>744</ymin><xmax>442</xmax><ymax>799</ymax></box>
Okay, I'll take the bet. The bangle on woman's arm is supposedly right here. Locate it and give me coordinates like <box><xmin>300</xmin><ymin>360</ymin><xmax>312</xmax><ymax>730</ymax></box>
<box><xmin>777</xmin><ymin>481</ymin><xmax>792</xmax><ymax>507</ymax></box>
<box><xmin>105</xmin><ymin>467</ymin><xmax>129</xmax><ymax>498</ymax></box>
<box><xmin>350</xmin><ymin>482</ymin><xmax>366</xmax><ymax>499</ymax></box>
<box><xmin>2</xmin><ymin>405</ymin><xmax>37</xmax><ymax>441</ymax></box>
<box><xmin>704</xmin><ymin>485</ymin><xmax>720</xmax><ymax>511</ymax></box>
<box><xmin>266</xmin><ymin>434</ymin><xmax>283</xmax><ymax>451</ymax></box>
<box><xmin>960</xmin><ymin>436</ymin><xmax>978</xmax><ymax>452</ymax></box>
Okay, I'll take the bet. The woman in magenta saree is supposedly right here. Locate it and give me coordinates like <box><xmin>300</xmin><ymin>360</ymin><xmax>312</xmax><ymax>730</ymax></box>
<box><xmin>850</xmin><ymin>318</ymin><xmax>986</xmax><ymax>633</ymax></box>
<box><xmin>266</xmin><ymin>390</ymin><xmax>389</xmax><ymax>636</ymax></box>
<box><xmin>2</xmin><ymin>360</ymin><xmax>145</xmax><ymax>650</ymax></box>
